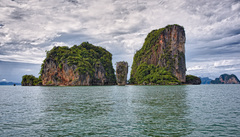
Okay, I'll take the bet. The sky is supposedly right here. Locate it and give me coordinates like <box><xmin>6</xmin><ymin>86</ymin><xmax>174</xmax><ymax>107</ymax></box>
<box><xmin>0</xmin><ymin>0</ymin><xmax>240</xmax><ymax>82</ymax></box>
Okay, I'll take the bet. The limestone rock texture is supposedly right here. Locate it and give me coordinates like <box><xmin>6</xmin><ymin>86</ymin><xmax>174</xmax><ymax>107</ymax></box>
<box><xmin>116</xmin><ymin>61</ymin><xmax>128</xmax><ymax>86</ymax></box>
<box><xmin>211</xmin><ymin>74</ymin><xmax>240</xmax><ymax>84</ymax></box>
<box><xmin>130</xmin><ymin>24</ymin><xmax>186</xmax><ymax>84</ymax></box>
<box><xmin>40</xmin><ymin>42</ymin><xmax>116</xmax><ymax>86</ymax></box>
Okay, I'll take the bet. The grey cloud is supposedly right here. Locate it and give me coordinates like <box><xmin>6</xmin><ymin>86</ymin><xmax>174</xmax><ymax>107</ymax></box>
<box><xmin>195</xmin><ymin>38</ymin><xmax>240</xmax><ymax>54</ymax></box>
<box><xmin>9</xmin><ymin>0</ymin><xmax>29</xmax><ymax>4</ymax></box>
<box><xmin>10</xmin><ymin>9</ymin><xmax>27</xmax><ymax>20</ymax></box>
<box><xmin>187</xmin><ymin>47</ymin><xmax>240</xmax><ymax>63</ymax></box>
<box><xmin>136</xmin><ymin>5</ymin><xmax>147</xmax><ymax>12</ymax></box>
<box><xmin>183</xmin><ymin>0</ymin><xmax>232</xmax><ymax>14</ymax></box>
<box><xmin>51</xmin><ymin>32</ymin><xmax>102</xmax><ymax>47</ymax></box>
<box><xmin>109</xmin><ymin>22</ymin><xmax>146</xmax><ymax>36</ymax></box>
<box><xmin>215</xmin><ymin>64</ymin><xmax>240</xmax><ymax>69</ymax></box>
<box><xmin>226</xmin><ymin>28</ymin><xmax>240</xmax><ymax>36</ymax></box>
<box><xmin>65</xmin><ymin>0</ymin><xmax>79</xmax><ymax>5</ymax></box>
<box><xmin>53</xmin><ymin>33</ymin><xmax>92</xmax><ymax>42</ymax></box>
<box><xmin>0</xmin><ymin>32</ymin><xmax>5</xmax><ymax>37</ymax></box>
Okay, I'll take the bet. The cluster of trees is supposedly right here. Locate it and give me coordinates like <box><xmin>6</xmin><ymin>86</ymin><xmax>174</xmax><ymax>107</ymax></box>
<box><xmin>130</xmin><ymin>63</ymin><xmax>180</xmax><ymax>85</ymax></box>
<box><xmin>21</xmin><ymin>75</ymin><xmax>41</xmax><ymax>86</ymax></box>
<box><xmin>185</xmin><ymin>75</ymin><xmax>201</xmax><ymax>85</ymax></box>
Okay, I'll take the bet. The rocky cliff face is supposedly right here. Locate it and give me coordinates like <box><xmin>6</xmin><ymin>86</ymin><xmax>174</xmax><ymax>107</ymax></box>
<box><xmin>131</xmin><ymin>24</ymin><xmax>186</xmax><ymax>84</ymax></box>
<box><xmin>211</xmin><ymin>74</ymin><xmax>240</xmax><ymax>84</ymax></box>
<box><xmin>40</xmin><ymin>42</ymin><xmax>116</xmax><ymax>86</ymax></box>
<box><xmin>116</xmin><ymin>61</ymin><xmax>128</xmax><ymax>86</ymax></box>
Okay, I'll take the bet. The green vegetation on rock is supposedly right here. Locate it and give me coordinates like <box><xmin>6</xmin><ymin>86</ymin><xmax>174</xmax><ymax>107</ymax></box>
<box><xmin>132</xmin><ymin>28</ymin><xmax>164</xmax><ymax>73</ymax></box>
<box><xmin>131</xmin><ymin>28</ymin><xmax>164</xmax><ymax>83</ymax></box>
<box><xmin>21</xmin><ymin>75</ymin><xmax>41</xmax><ymax>86</ymax></box>
<box><xmin>130</xmin><ymin>24</ymin><xmax>185</xmax><ymax>84</ymax></box>
<box><xmin>185</xmin><ymin>75</ymin><xmax>201</xmax><ymax>85</ymax></box>
<box><xmin>130</xmin><ymin>63</ymin><xmax>180</xmax><ymax>85</ymax></box>
<box><xmin>40</xmin><ymin>42</ymin><xmax>116</xmax><ymax>84</ymax></box>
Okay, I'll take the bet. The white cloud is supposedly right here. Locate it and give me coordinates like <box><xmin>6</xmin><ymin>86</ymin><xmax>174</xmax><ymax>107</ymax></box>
<box><xmin>20</xmin><ymin>68</ymin><xmax>32</xmax><ymax>72</ymax></box>
<box><xmin>1</xmin><ymin>78</ymin><xmax>7</xmax><ymax>82</ymax></box>
<box><xmin>232</xmin><ymin>2</ymin><xmax>240</xmax><ymax>11</ymax></box>
<box><xmin>187</xmin><ymin>66</ymin><xmax>204</xmax><ymax>71</ymax></box>
<box><xmin>213</xmin><ymin>60</ymin><xmax>237</xmax><ymax>67</ymax></box>
<box><xmin>187</xmin><ymin>59</ymin><xmax>240</xmax><ymax>79</ymax></box>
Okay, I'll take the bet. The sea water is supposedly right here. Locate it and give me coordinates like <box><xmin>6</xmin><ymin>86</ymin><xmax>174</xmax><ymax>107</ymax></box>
<box><xmin>0</xmin><ymin>85</ymin><xmax>240</xmax><ymax>136</ymax></box>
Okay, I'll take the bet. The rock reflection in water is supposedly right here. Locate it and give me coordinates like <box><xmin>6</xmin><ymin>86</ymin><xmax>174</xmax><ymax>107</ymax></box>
<box><xmin>131</xmin><ymin>86</ymin><xmax>193</xmax><ymax>136</ymax></box>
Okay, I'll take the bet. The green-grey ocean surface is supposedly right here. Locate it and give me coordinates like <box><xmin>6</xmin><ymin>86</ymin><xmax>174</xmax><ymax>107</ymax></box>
<box><xmin>0</xmin><ymin>85</ymin><xmax>240</xmax><ymax>136</ymax></box>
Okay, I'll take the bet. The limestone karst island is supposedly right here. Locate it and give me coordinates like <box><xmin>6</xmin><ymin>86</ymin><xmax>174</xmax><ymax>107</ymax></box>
<box><xmin>22</xmin><ymin>24</ymin><xmax>202</xmax><ymax>86</ymax></box>
<box><xmin>116</xmin><ymin>61</ymin><xmax>128</xmax><ymax>86</ymax></box>
<box><xmin>211</xmin><ymin>74</ymin><xmax>240</xmax><ymax>84</ymax></box>
<box><xmin>130</xmin><ymin>24</ymin><xmax>187</xmax><ymax>85</ymax></box>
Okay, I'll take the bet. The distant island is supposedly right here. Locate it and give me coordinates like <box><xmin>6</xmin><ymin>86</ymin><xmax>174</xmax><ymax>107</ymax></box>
<box><xmin>211</xmin><ymin>74</ymin><xmax>240</xmax><ymax>84</ymax></box>
<box><xmin>200</xmin><ymin>77</ymin><xmax>212</xmax><ymax>84</ymax></box>
<box><xmin>185</xmin><ymin>75</ymin><xmax>201</xmax><ymax>85</ymax></box>
<box><xmin>0</xmin><ymin>81</ymin><xmax>21</xmax><ymax>85</ymax></box>
<box><xmin>22</xmin><ymin>24</ymin><xmax>201</xmax><ymax>86</ymax></box>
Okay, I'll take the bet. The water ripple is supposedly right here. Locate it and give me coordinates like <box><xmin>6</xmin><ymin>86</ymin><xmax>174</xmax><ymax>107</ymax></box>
<box><xmin>0</xmin><ymin>85</ymin><xmax>240</xmax><ymax>136</ymax></box>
